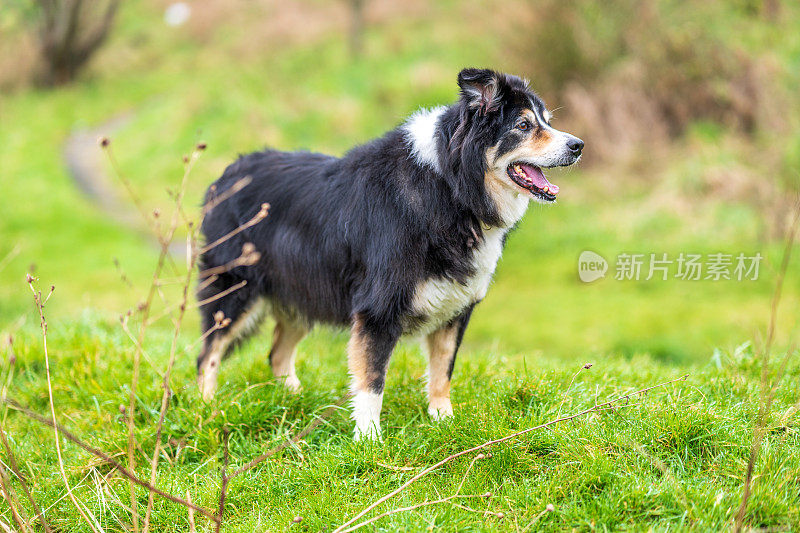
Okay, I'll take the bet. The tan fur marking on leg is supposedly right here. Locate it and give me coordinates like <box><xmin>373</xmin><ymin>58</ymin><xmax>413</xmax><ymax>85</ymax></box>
<box><xmin>347</xmin><ymin>314</ymin><xmax>385</xmax><ymax>440</ymax></box>
<box><xmin>198</xmin><ymin>336</ymin><xmax>227</xmax><ymax>401</ymax></box>
<box><xmin>426</xmin><ymin>324</ymin><xmax>458</xmax><ymax>420</ymax></box>
<box><xmin>347</xmin><ymin>314</ymin><xmax>370</xmax><ymax>392</ymax></box>
<box><xmin>197</xmin><ymin>297</ymin><xmax>267</xmax><ymax>401</ymax></box>
<box><xmin>270</xmin><ymin>317</ymin><xmax>306</xmax><ymax>391</ymax></box>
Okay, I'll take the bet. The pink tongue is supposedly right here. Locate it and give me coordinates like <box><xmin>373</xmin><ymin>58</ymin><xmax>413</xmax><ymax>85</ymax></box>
<box><xmin>520</xmin><ymin>164</ymin><xmax>559</xmax><ymax>194</ymax></box>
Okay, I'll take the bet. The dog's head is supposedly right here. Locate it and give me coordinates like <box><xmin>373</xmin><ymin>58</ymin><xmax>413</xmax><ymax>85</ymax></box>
<box><xmin>446</xmin><ymin>68</ymin><xmax>583</xmax><ymax>223</ymax></box>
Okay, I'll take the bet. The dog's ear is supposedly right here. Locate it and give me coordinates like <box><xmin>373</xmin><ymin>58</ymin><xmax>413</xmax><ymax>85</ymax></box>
<box><xmin>457</xmin><ymin>68</ymin><xmax>502</xmax><ymax>115</ymax></box>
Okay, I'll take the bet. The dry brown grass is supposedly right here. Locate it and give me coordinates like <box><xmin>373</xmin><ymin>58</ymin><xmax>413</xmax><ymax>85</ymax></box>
<box><xmin>146</xmin><ymin>0</ymin><xmax>431</xmax><ymax>58</ymax></box>
<box><xmin>0</xmin><ymin>31</ymin><xmax>38</xmax><ymax>92</ymax></box>
<box><xmin>503</xmin><ymin>0</ymin><xmax>792</xmax><ymax>165</ymax></box>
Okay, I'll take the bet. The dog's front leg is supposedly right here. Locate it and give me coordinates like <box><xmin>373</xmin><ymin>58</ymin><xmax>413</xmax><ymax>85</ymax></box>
<box><xmin>426</xmin><ymin>306</ymin><xmax>474</xmax><ymax>420</ymax></box>
<box><xmin>347</xmin><ymin>313</ymin><xmax>400</xmax><ymax>441</ymax></box>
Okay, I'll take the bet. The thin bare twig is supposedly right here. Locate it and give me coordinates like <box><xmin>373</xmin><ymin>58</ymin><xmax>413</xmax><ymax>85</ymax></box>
<box><xmin>0</xmin><ymin>341</ymin><xmax>51</xmax><ymax>533</ymax></box>
<box><xmin>449</xmin><ymin>501</ymin><xmax>505</xmax><ymax>518</ymax></box>
<box><xmin>179</xmin><ymin>320</ymin><xmax>229</xmax><ymax>358</ymax></box>
<box><xmin>375</xmin><ymin>462</ymin><xmax>417</xmax><ymax>472</ymax></box>
<box><xmin>455</xmin><ymin>453</ymin><xmax>486</xmax><ymax>496</ymax></box>
<box><xmin>127</xmin><ymin>254</ymin><xmax>164</xmax><ymax>533</ymax></box>
<box><xmin>339</xmin><ymin>493</ymin><xmax>493</xmax><ymax>532</ymax></box>
<box><xmin>198</xmin><ymin>253</ymin><xmax>260</xmax><ymax>280</ymax></box>
<box><xmin>109</xmin><ymin>145</ymin><xmax>200</xmax><ymax>533</ymax></box>
<box><xmin>118</xmin><ymin>314</ymin><xmax>162</xmax><ymax>377</ymax></box>
<box><xmin>194</xmin><ymin>280</ymin><xmax>248</xmax><ymax>309</ymax></box>
<box><xmin>734</xmin><ymin>199</ymin><xmax>800</xmax><ymax>532</ymax></box>
<box><xmin>27</xmin><ymin>279</ymin><xmax>103</xmax><ymax>533</ymax></box>
<box><xmin>333</xmin><ymin>374</ymin><xmax>688</xmax><ymax>533</ymax></box>
<box><xmin>201</xmin><ymin>176</ymin><xmax>253</xmax><ymax>218</ymax></box>
<box><xmin>0</xmin><ymin>423</ymin><xmax>51</xmax><ymax>532</ymax></box>
<box><xmin>147</xmin><ymin>249</ymin><xmax>253</xmax><ymax>328</ymax></box>
<box><xmin>228</xmin><ymin>396</ymin><xmax>349</xmax><ymax>480</ymax></box>
<box><xmin>629</xmin><ymin>439</ymin><xmax>690</xmax><ymax>511</ymax></box>
<box><xmin>196</xmin><ymin>273</ymin><xmax>220</xmax><ymax>293</ymax></box>
<box><xmin>556</xmin><ymin>362</ymin><xmax>592</xmax><ymax>419</ymax></box>
<box><xmin>520</xmin><ymin>504</ymin><xmax>555</xmax><ymax>533</ymax></box>
<box><xmin>102</xmin><ymin>142</ymin><xmax>160</xmax><ymax>236</ymax></box>
<box><xmin>187</xmin><ymin>491</ymin><xmax>197</xmax><ymax>533</ymax></box>
<box><xmin>1</xmin><ymin>396</ymin><xmax>342</xmax><ymax>531</ymax></box>
<box><xmin>198</xmin><ymin>203</ymin><xmax>269</xmax><ymax>256</ymax></box>
<box><xmin>215</xmin><ymin>428</ymin><xmax>230</xmax><ymax>533</ymax></box>
<box><xmin>143</xmin><ymin>230</ymin><xmax>199</xmax><ymax>533</ymax></box>
<box><xmin>0</xmin><ymin>462</ymin><xmax>29</xmax><ymax>533</ymax></box>
<box><xmin>4</xmin><ymin>399</ymin><xmax>219</xmax><ymax>524</ymax></box>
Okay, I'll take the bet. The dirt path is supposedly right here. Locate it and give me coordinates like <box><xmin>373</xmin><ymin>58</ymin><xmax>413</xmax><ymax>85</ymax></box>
<box><xmin>63</xmin><ymin>114</ymin><xmax>184</xmax><ymax>256</ymax></box>
<box><xmin>64</xmin><ymin>114</ymin><xmax>139</xmax><ymax>225</ymax></box>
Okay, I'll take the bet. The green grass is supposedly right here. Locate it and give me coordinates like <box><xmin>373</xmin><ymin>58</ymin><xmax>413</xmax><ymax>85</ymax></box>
<box><xmin>2</xmin><ymin>319</ymin><xmax>799</xmax><ymax>531</ymax></box>
<box><xmin>2</xmin><ymin>0</ymin><xmax>800</xmax><ymax>530</ymax></box>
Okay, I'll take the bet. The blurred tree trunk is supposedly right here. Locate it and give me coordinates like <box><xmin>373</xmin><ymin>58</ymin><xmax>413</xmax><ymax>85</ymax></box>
<box><xmin>36</xmin><ymin>0</ymin><xmax>120</xmax><ymax>86</ymax></box>
<box><xmin>763</xmin><ymin>0</ymin><xmax>780</xmax><ymax>21</ymax></box>
<box><xmin>348</xmin><ymin>0</ymin><xmax>365</xmax><ymax>59</ymax></box>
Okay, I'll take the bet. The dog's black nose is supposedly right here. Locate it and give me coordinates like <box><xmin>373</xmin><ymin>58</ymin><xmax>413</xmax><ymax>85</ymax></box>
<box><xmin>567</xmin><ymin>137</ymin><xmax>584</xmax><ymax>156</ymax></box>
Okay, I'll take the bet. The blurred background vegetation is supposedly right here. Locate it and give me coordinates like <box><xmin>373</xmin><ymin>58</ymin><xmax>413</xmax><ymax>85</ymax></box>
<box><xmin>1</xmin><ymin>0</ymin><xmax>799</xmax><ymax>365</ymax></box>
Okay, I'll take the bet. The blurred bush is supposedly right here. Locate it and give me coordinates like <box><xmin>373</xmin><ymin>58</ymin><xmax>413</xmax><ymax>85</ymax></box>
<box><xmin>509</xmin><ymin>0</ymin><xmax>792</xmax><ymax>166</ymax></box>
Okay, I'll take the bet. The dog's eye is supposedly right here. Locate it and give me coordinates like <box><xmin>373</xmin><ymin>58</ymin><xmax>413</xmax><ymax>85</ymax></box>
<box><xmin>516</xmin><ymin>120</ymin><xmax>531</xmax><ymax>131</ymax></box>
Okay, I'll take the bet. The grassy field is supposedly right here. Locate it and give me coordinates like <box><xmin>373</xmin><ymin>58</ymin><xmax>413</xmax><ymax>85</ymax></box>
<box><xmin>1</xmin><ymin>0</ymin><xmax>800</xmax><ymax>531</ymax></box>
<box><xmin>4</xmin><ymin>317</ymin><xmax>800</xmax><ymax>532</ymax></box>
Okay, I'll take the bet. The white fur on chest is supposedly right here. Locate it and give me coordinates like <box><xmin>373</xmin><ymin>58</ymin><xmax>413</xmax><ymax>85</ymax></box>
<box><xmin>411</xmin><ymin>226</ymin><xmax>508</xmax><ymax>333</ymax></box>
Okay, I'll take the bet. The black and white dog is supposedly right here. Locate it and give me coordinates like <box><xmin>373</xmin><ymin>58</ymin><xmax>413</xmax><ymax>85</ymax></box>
<box><xmin>196</xmin><ymin>68</ymin><xmax>583</xmax><ymax>439</ymax></box>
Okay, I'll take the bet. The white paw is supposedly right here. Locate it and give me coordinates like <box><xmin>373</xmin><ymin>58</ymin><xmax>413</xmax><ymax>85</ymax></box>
<box><xmin>353</xmin><ymin>424</ymin><xmax>383</xmax><ymax>442</ymax></box>
<box><xmin>351</xmin><ymin>390</ymin><xmax>383</xmax><ymax>441</ymax></box>
<box><xmin>280</xmin><ymin>375</ymin><xmax>302</xmax><ymax>393</ymax></box>
<box><xmin>428</xmin><ymin>400</ymin><xmax>453</xmax><ymax>421</ymax></box>
<box><xmin>198</xmin><ymin>371</ymin><xmax>218</xmax><ymax>402</ymax></box>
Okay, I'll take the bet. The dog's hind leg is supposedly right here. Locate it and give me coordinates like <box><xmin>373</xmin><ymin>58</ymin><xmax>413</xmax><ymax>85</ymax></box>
<box><xmin>269</xmin><ymin>314</ymin><xmax>307</xmax><ymax>392</ymax></box>
<box><xmin>196</xmin><ymin>276</ymin><xmax>267</xmax><ymax>401</ymax></box>
<box><xmin>197</xmin><ymin>335</ymin><xmax>228</xmax><ymax>402</ymax></box>
<box><xmin>347</xmin><ymin>313</ymin><xmax>401</xmax><ymax>440</ymax></box>
<box><xmin>425</xmin><ymin>305</ymin><xmax>474</xmax><ymax>421</ymax></box>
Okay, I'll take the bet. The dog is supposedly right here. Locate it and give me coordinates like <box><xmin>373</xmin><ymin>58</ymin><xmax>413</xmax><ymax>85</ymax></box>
<box><xmin>196</xmin><ymin>68</ymin><xmax>583</xmax><ymax>439</ymax></box>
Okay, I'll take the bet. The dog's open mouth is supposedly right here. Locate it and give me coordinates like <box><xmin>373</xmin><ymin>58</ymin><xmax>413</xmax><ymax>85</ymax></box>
<box><xmin>507</xmin><ymin>163</ymin><xmax>559</xmax><ymax>202</ymax></box>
